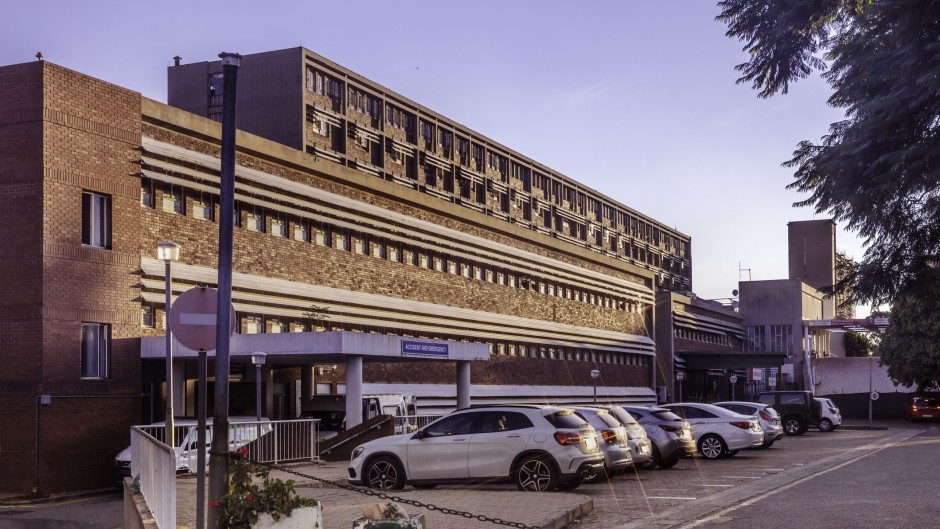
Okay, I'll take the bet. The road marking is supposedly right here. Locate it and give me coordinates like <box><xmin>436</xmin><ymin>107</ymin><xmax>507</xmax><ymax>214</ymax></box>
<box><xmin>682</xmin><ymin>430</ymin><xmax>921</xmax><ymax>528</ymax></box>
<box><xmin>720</xmin><ymin>476</ymin><xmax>761</xmax><ymax>479</ymax></box>
<box><xmin>691</xmin><ymin>484</ymin><xmax>734</xmax><ymax>488</ymax></box>
<box><xmin>757</xmin><ymin>468</ymin><xmax>785</xmax><ymax>471</ymax></box>
<box><xmin>646</xmin><ymin>496</ymin><xmax>697</xmax><ymax>500</ymax></box>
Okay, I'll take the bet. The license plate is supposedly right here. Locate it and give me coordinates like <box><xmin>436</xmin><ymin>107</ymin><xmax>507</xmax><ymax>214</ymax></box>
<box><xmin>638</xmin><ymin>445</ymin><xmax>650</xmax><ymax>454</ymax></box>
<box><xmin>924</xmin><ymin>414</ymin><xmax>934</xmax><ymax>418</ymax></box>
<box><xmin>584</xmin><ymin>436</ymin><xmax>598</xmax><ymax>450</ymax></box>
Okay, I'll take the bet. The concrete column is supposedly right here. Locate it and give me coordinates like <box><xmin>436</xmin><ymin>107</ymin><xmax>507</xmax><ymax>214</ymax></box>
<box><xmin>457</xmin><ymin>361</ymin><xmax>471</xmax><ymax>409</ymax></box>
<box><xmin>345</xmin><ymin>356</ymin><xmax>364</xmax><ymax>428</ymax></box>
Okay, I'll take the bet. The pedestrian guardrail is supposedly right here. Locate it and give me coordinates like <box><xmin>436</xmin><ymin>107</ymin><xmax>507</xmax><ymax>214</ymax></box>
<box><xmin>393</xmin><ymin>414</ymin><xmax>442</xmax><ymax>433</ymax></box>
<box><xmin>130</xmin><ymin>427</ymin><xmax>176</xmax><ymax>529</ymax></box>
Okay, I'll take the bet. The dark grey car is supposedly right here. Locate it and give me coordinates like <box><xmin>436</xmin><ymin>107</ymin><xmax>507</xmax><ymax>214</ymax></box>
<box><xmin>621</xmin><ymin>406</ymin><xmax>696</xmax><ymax>468</ymax></box>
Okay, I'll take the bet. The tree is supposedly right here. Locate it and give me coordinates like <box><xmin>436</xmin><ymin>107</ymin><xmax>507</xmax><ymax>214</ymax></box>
<box><xmin>717</xmin><ymin>0</ymin><xmax>940</xmax><ymax>308</ymax></box>
<box><xmin>302</xmin><ymin>304</ymin><xmax>331</xmax><ymax>330</ymax></box>
<box><xmin>843</xmin><ymin>330</ymin><xmax>873</xmax><ymax>357</ymax></box>
<box><xmin>877</xmin><ymin>271</ymin><xmax>940</xmax><ymax>389</ymax></box>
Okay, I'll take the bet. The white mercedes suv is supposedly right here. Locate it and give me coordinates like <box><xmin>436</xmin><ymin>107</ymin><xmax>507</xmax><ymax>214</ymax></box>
<box><xmin>348</xmin><ymin>405</ymin><xmax>604</xmax><ymax>492</ymax></box>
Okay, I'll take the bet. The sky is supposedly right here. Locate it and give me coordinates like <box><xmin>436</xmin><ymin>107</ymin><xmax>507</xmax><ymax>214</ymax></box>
<box><xmin>2</xmin><ymin>1</ymin><xmax>869</xmax><ymax>313</ymax></box>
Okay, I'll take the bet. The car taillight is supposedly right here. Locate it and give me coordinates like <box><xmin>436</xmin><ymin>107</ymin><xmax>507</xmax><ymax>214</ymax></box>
<box><xmin>660</xmin><ymin>424</ymin><xmax>681</xmax><ymax>432</ymax></box>
<box><xmin>601</xmin><ymin>430</ymin><xmax>619</xmax><ymax>444</ymax></box>
<box><xmin>554</xmin><ymin>431</ymin><xmax>583</xmax><ymax>445</ymax></box>
<box><xmin>759</xmin><ymin>410</ymin><xmax>771</xmax><ymax>421</ymax></box>
<box><xmin>730</xmin><ymin>421</ymin><xmax>751</xmax><ymax>430</ymax></box>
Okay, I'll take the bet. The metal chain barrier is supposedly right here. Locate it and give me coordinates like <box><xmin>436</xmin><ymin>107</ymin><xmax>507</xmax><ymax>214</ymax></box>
<box><xmin>252</xmin><ymin>459</ymin><xmax>541</xmax><ymax>529</ymax></box>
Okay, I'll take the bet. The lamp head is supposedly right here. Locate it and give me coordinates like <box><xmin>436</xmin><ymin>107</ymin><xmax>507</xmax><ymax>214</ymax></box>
<box><xmin>156</xmin><ymin>241</ymin><xmax>181</xmax><ymax>262</ymax></box>
<box><xmin>590</xmin><ymin>369</ymin><xmax>600</xmax><ymax>379</ymax></box>
<box><xmin>251</xmin><ymin>351</ymin><xmax>267</xmax><ymax>366</ymax></box>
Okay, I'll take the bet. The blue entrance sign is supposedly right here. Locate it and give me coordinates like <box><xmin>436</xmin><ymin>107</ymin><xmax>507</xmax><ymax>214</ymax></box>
<box><xmin>402</xmin><ymin>340</ymin><xmax>449</xmax><ymax>358</ymax></box>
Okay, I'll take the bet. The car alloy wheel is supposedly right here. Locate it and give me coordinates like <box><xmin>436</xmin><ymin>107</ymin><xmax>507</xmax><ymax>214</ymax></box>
<box><xmin>818</xmin><ymin>418</ymin><xmax>834</xmax><ymax>432</ymax></box>
<box><xmin>783</xmin><ymin>417</ymin><xmax>804</xmax><ymax>436</ymax></box>
<box><xmin>365</xmin><ymin>456</ymin><xmax>406</xmax><ymax>490</ymax></box>
<box><xmin>698</xmin><ymin>434</ymin><xmax>726</xmax><ymax>460</ymax></box>
<box><xmin>515</xmin><ymin>455</ymin><xmax>558</xmax><ymax>492</ymax></box>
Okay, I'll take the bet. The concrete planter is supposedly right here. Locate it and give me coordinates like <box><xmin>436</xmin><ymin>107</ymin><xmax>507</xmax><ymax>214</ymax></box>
<box><xmin>351</xmin><ymin>513</ymin><xmax>427</xmax><ymax>529</ymax></box>
<box><xmin>253</xmin><ymin>506</ymin><xmax>323</xmax><ymax>529</ymax></box>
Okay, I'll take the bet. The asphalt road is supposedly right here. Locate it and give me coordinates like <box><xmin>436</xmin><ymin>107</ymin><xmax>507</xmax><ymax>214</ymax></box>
<box><xmin>572</xmin><ymin>422</ymin><xmax>940</xmax><ymax>528</ymax></box>
<box><xmin>0</xmin><ymin>491</ymin><xmax>122</xmax><ymax>529</ymax></box>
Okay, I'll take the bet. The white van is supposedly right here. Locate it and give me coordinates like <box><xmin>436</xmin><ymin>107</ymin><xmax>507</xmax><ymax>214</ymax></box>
<box><xmin>114</xmin><ymin>417</ymin><xmax>271</xmax><ymax>478</ymax></box>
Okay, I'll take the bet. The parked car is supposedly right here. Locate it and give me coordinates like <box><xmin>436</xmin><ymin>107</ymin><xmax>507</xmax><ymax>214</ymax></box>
<box><xmin>622</xmin><ymin>405</ymin><xmax>696</xmax><ymax>468</ymax></box>
<box><xmin>904</xmin><ymin>396</ymin><xmax>940</xmax><ymax>421</ymax></box>
<box><xmin>348</xmin><ymin>405</ymin><xmax>604</xmax><ymax>492</ymax></box>
<box><xmin>568</xmin><ymin>406</ymin><xmax>634</xmax><ymax>482</ymax></box>
<box><xmin>757</xmin><ymin>391</ymin><xmax>820</xmax><ymax>436</ymax></box>
<box><xmin>115</xmin><ymin>417</ymin><xmax>271</xmax><ymax>479</ymax></box>
<box><xmin>660</xmin><ymin>403</ymin><xmax>764</xmax><ymax>459</ymax></box>
<box><xmin>713</xmin><ymin>401</ymin><xmax>784</xmax><ymax>448</ymax></box>
<box><xmin>595</xmin><ymin>406</ymin><xmax>654</xmax><ymax>470</ymax></box>
<box><xmin>814</xmin><ymin>398</ymin><xmax>842</xmax><ymax>431</ymax></box>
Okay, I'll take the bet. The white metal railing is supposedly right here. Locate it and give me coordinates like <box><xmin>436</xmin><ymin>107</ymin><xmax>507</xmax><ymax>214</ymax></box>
<box><xmin>130</xmin><ymin>427</ymin><xmax>176</xmax><ymax>529</ymax></box>
<box><xmin>394</xmin><ymin>414</ymin><xmax>442</xmax><ymax>434</ymax></box>
<box><xmin>132</xmin><ymin>419</ymin><xmax>320</xmax><ymax>473</ymax></box>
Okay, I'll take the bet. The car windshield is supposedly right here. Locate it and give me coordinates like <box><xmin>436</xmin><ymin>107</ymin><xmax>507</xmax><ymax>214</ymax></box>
<box><xmin>915</xmin><ymin>398</ymin><xmax>938</xmax><ymax>407</ymax></box>
<box><xmin>593</xmin><ymin>411</ymin><xmax>623</xmax><ymax>428</ymax></box>
<box><xmin>608</xmin><ymin>408</ymin><xmax>639</xmax><ymax>425</ymax></box>
<box><xmin>546</xmin><ymin>410</ymin><xmax>589</xmax><ymax>429</ymax></box>
<box><xmin>649</xmin><ymin>409</ymin><xmax>684</xmax><ymax>422</ymax></box>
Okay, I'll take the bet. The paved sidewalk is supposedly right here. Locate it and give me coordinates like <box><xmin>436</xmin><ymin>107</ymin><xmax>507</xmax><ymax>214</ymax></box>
<box><xmin>175</xmin><ymin>461</ymin><xmax>593</xmax><ymax>529</ymax></box>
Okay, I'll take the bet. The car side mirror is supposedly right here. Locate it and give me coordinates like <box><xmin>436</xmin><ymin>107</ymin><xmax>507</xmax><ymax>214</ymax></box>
<box><xmin>413</xmin><ymin>429</ymin><xmax>427</xmax><ymax>440</ymax></box>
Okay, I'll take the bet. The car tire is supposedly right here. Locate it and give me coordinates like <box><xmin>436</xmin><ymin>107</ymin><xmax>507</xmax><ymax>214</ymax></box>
<box><xmin>818</xmin><ymin>418</ymin><xmax>834</xmax><ymax>432</ymax></box>
<box><xmin>637</xmin><ymin>458</ymin><xmax>657</xmax><ymax>471</ymax></box>
<box><xmin>555</xmin><ymin>477</ymin><xmax>583</xmax><ymax>491</ymax></box>
<box><xmin>783</xmin><ymin>416</ymin><xmax>806</xmax><ymax>436</ymax></box>
<box><xmin>762</xmin><ymin>440</ymin><xmax>775</xmax><ymax>449</ymax></box>
<box><xmin>364</xmin><ymin>455</ymin><xmax>406</xmax><ymax>490</ymax></box>
<box><xmin>698</xmin><ymin>434</ymin><xmax>727</xmax><ymax>460</ymax></box>
<box><xmin>723</xmin><ymin>449</ymin><xmax>739</xmax><ymax>458</ymax></box>
<box><xmin>514</xmin><ymin>454</ymin><xmax>559</xmax><ymax>492</ymax></box>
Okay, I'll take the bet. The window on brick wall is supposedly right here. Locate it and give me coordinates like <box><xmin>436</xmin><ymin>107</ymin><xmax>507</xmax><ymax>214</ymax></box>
<box><xmin>81</xmin><ymin>322</ymin><xmax>110</xmax><ymax>379</ymax></box>
<box><xmin>82</xmin><ymin>191</ymin><xmax>111</xmax><ymax>249</ymax></box>
<box><xmin>192</xmin><ymin>192</ymin><xmax>215</xmax><ymax>221</ymax></box>
<box><xmin>246</xmin><ymin>207</ymin><xmax>265</xmax><ymax>233</ymax></box>
<box><xmin>293</xmin><ymin>218</ymin><xmax>311</xmax><ymax>242</ymax></box>
<box><xmin>271</xmin><ymin>213</ymin><xmax>288</xmax><ymax>237</ymax></box>
<box><xmin>141</xmin><ymin>302</ymin><xmax>156</xmax><ymax>328</ymax></box>
<box><xmin>162</xmin><ymin>185</ymin><xmax>184</xmax><ymax>215</ymax></box>
<box><xmin>141</xmin><ymin>179</ymin><xmax>155</xmax><ymax>208</ymax></box>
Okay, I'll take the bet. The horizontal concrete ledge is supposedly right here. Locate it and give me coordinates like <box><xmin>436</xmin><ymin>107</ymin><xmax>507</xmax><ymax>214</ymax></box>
<box><xmin>537</xmin><ymin>495</ymin><xmax>593</xmax><ymax>529</ymax></box>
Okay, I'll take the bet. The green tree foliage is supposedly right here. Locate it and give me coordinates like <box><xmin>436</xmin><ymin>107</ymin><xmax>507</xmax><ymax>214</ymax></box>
<box><xmin>302</xmin><ymin>304</ymin><xmax>331</xmax><ymax>330</ymax></box>
<box><xmin>877</xmin><ymin>271</ymin><xmax>940</xmax><ymax>389</ymax></box>
<box><xmin>717</xmin><ymin>0</ymin><xmax>940</xmax><ymax>307</ymax></box>
<box><xmin>843</xmin><ymin>330</ymin><xmax>873</xmax><ymax>357</ymax></box>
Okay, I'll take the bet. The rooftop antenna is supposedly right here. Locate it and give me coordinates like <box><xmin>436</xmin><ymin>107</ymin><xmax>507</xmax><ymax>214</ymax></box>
<box><xmin>739</xmin><ymin>261</ymin><xmax>752</xmax><ymax>281</ymax></box>
<box><xmin>173</xmin><ymin>55</ymin><xmax>182</xmax><ymax>67</ymax></box>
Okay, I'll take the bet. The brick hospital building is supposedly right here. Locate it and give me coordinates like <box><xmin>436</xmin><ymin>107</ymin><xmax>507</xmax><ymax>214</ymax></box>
<box><xmin>0</xmin><ymin>48</ymin><xmax>691</xmax><ymax>493</ymax></box>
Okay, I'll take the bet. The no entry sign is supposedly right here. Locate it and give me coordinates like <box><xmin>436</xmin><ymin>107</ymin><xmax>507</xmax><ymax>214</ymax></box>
<box><xmin>169</xmin><ymin>286</ymin><xmax>235</xmax><ymax>351</ymax></box>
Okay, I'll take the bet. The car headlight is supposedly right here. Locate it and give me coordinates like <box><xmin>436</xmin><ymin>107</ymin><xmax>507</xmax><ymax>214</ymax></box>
<box><xmin>351</xmin><ymin>447</ymin><xmax>364</xmax><ymax>460</ymax></box>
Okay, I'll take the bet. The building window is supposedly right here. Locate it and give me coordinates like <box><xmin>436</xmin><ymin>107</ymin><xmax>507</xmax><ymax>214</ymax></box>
<box><xmin>141</xmin><ymin>303</ymin><xmax>155</xmax><ymax>328</ymax></box>
<box><xmin>82</xmin><ymin>191</ymin><xmax>111</xmax><ymax>249</ymax></box>
<box><xmin>247</xmin><ymin>208</ymin><xmax>265</xmax><ymax>233</ymax></box>
<box><xmin>244</xmin><ymin>316</ymin><xmax>262</xmax><ymax>334</ymax></box>
<box><xmin>271</xmin><ymin>213</ymin><xmax>288</xmax><ymax>237</ymax></box>
<box><xmin>293</xmin><ymin>218</ymin><xmax>310</xmax><ymax>242</ymax></box>
<box><xmin>81</xmin><ymin>323</ymin><xmax>110</xmax><ymax>379</ymax></box>
<box><xmin>162</xmin><ymin>185</ymin><xmax>184</xmax><ymax>215</ymax></box>
<box><xmin>141</xmin><ymin>179</ymin><xmax>155</xmax><ymax>208</ymax></box>
<box><xmin>208</xmin><ymin>73</ymin><xmax>224</xmax><ymax>107</ymax></box>
<box><xmin>747</xmin><ymin>326</ymin><xmax>766</xmax><ymax>352</ymax></box>
<box><xmin>192</xmin><ymin>192</ymin><xmax>214</xmax><ymax>221</ymax></box>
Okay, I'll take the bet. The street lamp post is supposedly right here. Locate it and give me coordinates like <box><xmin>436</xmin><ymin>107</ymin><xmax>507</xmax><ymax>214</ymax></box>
<box><xmin>590</xmin><ymin>369</ymin><xmax>600</xmax><ymax>404</ymax></box>
<box><xmin>676</xmin><ymin>371</ymin><xmax>686</xmax><ymax>402</ymax></box>
<box><xmin>252</xmin><ymin>352</ymin><xmax>267</xmax><ymax>450</ymax></box>
<box><xmin>157</xmin><ymin>241</ymin><xmax>181</xmax><ymax>448</ymax></box>
<box><xmin>729</xmin><ymin>374</ymin><xmax>738</xmax><ymax>401</ymax></box>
